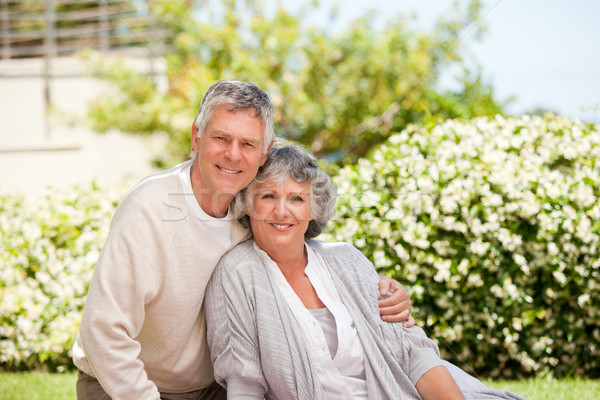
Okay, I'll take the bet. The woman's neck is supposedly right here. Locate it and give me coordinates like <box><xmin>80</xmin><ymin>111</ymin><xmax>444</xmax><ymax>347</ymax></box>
<box><xmin>262</xmin><ymin>242</ymin><xmax>308</xmax><ymax>276</ymax></box>
<box><xmin>268</xmin><ymin>242</ymin><xmax>325</xmax><ymax>310</ymax></box>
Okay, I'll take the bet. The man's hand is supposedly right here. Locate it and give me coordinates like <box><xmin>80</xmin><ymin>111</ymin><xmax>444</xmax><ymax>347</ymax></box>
<box><xmin>378</xmin><ymin>276</ymin><xmax>415</xmax><ymax>327</ymax></box>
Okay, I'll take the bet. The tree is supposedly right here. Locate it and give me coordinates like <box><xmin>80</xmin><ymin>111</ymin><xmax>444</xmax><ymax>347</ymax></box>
<box><xmin>85</xmin><ymin>0</ymin><xmax>506</xmax><ymax>168</ymax></box>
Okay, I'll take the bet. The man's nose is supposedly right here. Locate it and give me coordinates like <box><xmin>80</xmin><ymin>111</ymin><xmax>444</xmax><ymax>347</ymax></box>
<box><xmin>225</xmin><ymin>141</ymin><xmax>241</xmax><ymax>161</ymax></box>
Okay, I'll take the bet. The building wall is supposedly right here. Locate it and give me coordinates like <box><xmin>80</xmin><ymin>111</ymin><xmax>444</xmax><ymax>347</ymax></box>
<box><xmin>0</xmin><ymin>55</ymin><xmax>167</xmax><ymax>196</ymax></box>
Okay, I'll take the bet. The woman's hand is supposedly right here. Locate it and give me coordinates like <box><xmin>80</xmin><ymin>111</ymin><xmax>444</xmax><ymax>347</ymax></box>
<box><xmin>378</xmin><ymin>276</ymin><xmax>415</xmax><ymax>327</ymax></box>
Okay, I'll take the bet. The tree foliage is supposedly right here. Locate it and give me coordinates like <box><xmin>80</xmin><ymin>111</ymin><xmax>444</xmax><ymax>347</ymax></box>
<box><xmin>85</xmin><ymin>0</ymin><xmax>506</xmax><ymax>167</ymax></box>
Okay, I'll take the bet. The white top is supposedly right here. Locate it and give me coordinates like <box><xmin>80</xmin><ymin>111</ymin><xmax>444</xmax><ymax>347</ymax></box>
<box><xmin>308</xmin><ymin>307</ymin><xmax>338</xmax><ymax>359</ymax></box>
<box><xmin>255</xmin><ymin>242</ymin><xmax>368</xmax><ymax>399</ymax></box>
<box><xmin>179</xmin><ymin>162</ymin><xmax>233</xmax><ymax>249</ymax></box>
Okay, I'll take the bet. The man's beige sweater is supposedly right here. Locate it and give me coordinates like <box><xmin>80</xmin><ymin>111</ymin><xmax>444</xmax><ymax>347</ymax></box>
<box><xmin>72</xmin><ymin>160</ymin><xmax>249</xmax><ymax>399</ymax></box>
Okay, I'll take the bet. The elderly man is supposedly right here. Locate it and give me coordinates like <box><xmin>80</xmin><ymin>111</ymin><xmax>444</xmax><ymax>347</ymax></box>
<box><xmin>72</xmin><ymin>80</ymin><xmax>413</xmax><ymax>400</ymax></box>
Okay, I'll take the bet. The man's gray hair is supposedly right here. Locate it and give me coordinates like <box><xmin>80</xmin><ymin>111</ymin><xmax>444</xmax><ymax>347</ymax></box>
<box><xmin>193</xmin><ymin>80</ymin><xmax>275</xmax><ymax>152</ymax></box>
<box><xmin>233</xmin><ymin>145</ymin><xmax>337</xmax><ymax>239</ymax></box>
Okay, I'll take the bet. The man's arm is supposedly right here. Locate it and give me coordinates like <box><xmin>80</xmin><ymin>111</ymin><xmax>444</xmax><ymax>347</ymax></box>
<box><xmin>75</xmin><ymin>201</ymin><xmax>161</xmax><ymax>400</ymax></box>
<box><xmin>377</xmin><ymin>276</ymin><xmax>415</xmax><ymax>327</ymax></box>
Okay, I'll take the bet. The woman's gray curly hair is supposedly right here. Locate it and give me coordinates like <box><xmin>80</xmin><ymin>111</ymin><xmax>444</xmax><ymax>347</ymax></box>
<box><xmin>232</xmin><ymin>145</ymin><xmax>337</xmax><ymax>239</ymax></box>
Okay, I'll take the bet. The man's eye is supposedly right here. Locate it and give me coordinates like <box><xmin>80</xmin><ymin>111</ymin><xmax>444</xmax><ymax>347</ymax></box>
<box><xmin>244</xmin><ymin>142</ymin><xmax>255</xmax><ymax>147</ymax></box>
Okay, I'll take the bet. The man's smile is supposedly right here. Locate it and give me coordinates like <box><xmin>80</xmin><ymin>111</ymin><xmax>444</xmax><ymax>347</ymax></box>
<box><xmin>217</xmin><ymin>165</ymin><xmax>242</xmax><ymax>174</ymax></box>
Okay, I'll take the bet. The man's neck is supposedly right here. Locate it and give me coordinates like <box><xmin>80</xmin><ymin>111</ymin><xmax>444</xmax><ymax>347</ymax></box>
<box><xmin>197</xmin><ymin>194</ymin><xmax>232</xmax><ymax>218</ymax></box>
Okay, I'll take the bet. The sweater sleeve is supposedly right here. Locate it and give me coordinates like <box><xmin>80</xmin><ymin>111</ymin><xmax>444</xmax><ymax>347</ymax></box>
<box><xmin>76</xmin><ymin>198</ymin><xmax>161</xmax><ymax>400</ymax></box>
<box><xmin>204</xmin><ymin>252</ymin><xmax>268</xmax><ymax>399</ymax></box>
<box><xmin>401</xmin><ymin>325</ymin><xmax>446</xmax><ymax>386</ymax></box>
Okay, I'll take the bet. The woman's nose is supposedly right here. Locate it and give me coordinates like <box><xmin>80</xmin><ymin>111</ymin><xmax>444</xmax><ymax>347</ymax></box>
<box><xmin>274</xmin><ymin>199</ymin><xmax>289</xmax><ymax>218</ymax></box>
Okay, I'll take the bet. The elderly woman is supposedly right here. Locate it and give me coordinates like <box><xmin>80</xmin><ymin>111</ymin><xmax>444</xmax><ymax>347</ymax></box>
<box><xmin>205</xmin><ymin>145</ymin><xmax>527</xmax><ymax>400</ymax></box>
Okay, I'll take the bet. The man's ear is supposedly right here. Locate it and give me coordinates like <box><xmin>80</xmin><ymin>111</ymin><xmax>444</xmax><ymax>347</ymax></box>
<box><xmin>191</xmin><ymin>124</ymin><xmax>199</xmax><ymax>153</ymax></box>
<box><xmin>260</xmin><ymin>140</ymin><xmax>274</xmax><ymax>166</ymax></box>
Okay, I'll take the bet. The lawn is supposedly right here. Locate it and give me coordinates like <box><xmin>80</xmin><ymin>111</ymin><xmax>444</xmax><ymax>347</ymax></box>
<box><xmin>0</xmin><ymin>372</ymin><xmax>598</xmax><ymax>399</ymax></box>
<box><xmin>485</xmin><ymin>377</ymin><xmax>600</xmax><ymax>400</ymax></box>
<box><xmin>0</xmin><ymin>372</ymin><xmax>76</xmax><ymax>400</ymax></box>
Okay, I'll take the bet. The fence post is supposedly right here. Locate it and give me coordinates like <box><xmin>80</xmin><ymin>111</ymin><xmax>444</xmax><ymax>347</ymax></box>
<box><xmin>1</xmin><ymin>0</ymin><xmax>9</xmax><ymax>59</ymax></box>
<box><xmin>100</xmin><ymin>0</ymin><xmax>109</xmax><ymax>51</ymax></box>
<box><xmin>43</xmin><ymin>0</ymin><xmax>56</xmax><ymax>140</ymax></box>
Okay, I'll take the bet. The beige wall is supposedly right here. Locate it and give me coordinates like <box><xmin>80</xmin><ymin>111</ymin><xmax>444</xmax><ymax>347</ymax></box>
<box><xmin>0</xmin><ymin>55</ymin><xmax>167</xmax><ymax>196</ymax></box>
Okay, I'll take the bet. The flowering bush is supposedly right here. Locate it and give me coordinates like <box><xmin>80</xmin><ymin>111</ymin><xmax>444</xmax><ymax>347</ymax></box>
<box><xmin>0</xmin><ymin>183</ymin><xmax>124</xmax><ymax>371</ymax></box>
<box><xmin>325</xmin><ymin>114</ymin><xmax>600</xmax><ymax>378</ymax></box>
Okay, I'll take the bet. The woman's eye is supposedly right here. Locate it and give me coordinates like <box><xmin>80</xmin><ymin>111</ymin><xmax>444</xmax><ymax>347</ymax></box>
<box><xmin>291</xmin><ymin>196</ymin><xmax>304</xmax><ymax>202</ymax></box>
<box><xmin>262</xmin><ymin>194</ymin><xmax>275</xmax><ymax>199</ymax></box>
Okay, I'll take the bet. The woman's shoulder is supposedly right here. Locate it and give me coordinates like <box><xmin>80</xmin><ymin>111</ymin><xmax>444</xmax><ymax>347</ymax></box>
<box><xmin>308</xmin><ymin>240</ymin><xmax>375</xmax><ymax>276</ymax></box>
<box><xmin>224</xmin><ymin>238</ymin><xmax>255</xmax><ymax>255</ymax></box>
<box><xmin>208</xmin><ymin>240</ymin><xmax>262</xmax><ymax>294</ymax></box>
<box><xmin>308</xmin><ymin>240</ymin><xmax>363</xmax><ymax>258</ymax></box>
<box><xmin>217</xmin><ymin>239</ymin><xmax>261</xmax><ymax>272</ymax></box>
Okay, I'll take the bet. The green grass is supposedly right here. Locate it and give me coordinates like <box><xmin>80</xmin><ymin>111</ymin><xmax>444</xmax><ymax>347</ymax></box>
<box><xmin>484</xmin><ymin>377</ymin><xmax>600</xmax><ymax>400</ymax></box>
<box><xmin>0</xmin><ymin>372</ymin><xmax>598</xmax><ymax>399</ymax></box>
<box><xmin>0</xmin><ymin>372</ymin><xmax>76</xmax><ymax>400</ymax></box>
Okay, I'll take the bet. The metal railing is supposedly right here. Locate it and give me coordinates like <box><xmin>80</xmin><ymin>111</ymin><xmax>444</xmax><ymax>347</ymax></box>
<box><xmin>0</xmin><ymin>0</ymin><xmax>169</xmax><ymax>141</ymax></box>
<box><xmin>0</xmin><ymin>0</ymin><xmax>169</xmax><ymax>59</ymax></box>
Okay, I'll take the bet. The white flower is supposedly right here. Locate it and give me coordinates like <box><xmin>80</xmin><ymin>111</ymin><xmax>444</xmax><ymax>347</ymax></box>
<box><xmin>577</xmin><ymin>294</ymin><xmax>590</xmax><ymax>307</ymax></box>
<box><xmin>433</xmin><ymin>259</ymin><xmax>452</xmax><ymax>282</ymax></box>
<box><xmin>513</xmin><ymin>254</ymin><xmax>527</xmax><ymax>266</ymax></box>
<box><xmin>469</xmin><ymin>239</ymin><xmax>490</xmax><ymax>256</ymax></box>
<box><xmin>552</xmin><ymin>270</ymin><xmax>567</xmax><ymax>285</ymax></box>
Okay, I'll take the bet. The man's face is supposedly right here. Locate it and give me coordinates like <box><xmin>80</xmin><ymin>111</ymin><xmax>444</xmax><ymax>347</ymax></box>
<box><xmin>192</xmin><ymin>104</ymin><xmax>269</xmax><ymax>204</ymax></box>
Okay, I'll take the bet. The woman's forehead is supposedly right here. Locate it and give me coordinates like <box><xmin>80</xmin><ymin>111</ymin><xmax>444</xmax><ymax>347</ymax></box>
<box><xmin>253</xmin><ymin>177</ymin><xmax>310</xmax><ymax>192</ymax></box>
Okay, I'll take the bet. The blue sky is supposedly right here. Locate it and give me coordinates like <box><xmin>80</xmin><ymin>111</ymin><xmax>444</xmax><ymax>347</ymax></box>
<box><xmin>283</xmin><ymin>0</ymin><xmax>600</xmax><ymax>123</ymax></box>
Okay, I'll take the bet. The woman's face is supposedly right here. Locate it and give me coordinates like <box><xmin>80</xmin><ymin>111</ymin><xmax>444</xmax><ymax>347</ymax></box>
<box><xmin>249</xmin><ymin>177</ymin><xmax>312</xmax><ymax>256</ymax></box>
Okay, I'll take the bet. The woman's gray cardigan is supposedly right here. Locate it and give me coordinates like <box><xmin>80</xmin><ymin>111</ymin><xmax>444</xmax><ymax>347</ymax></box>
<box><xmin>205</xmin><ymin>240</ymin><xmax>527</xmax><ymax>400</ymax></box>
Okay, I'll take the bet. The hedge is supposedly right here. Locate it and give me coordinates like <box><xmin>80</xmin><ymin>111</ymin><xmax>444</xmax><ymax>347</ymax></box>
<box><xmin>0</xmin><ymin>183</ymin><xmax>125</xmax><ymax>371</ymax></box>
<box><xmin>325</xmin><ymin>114</ymin><xmax>600</xmax><ymax>378</ymax></box>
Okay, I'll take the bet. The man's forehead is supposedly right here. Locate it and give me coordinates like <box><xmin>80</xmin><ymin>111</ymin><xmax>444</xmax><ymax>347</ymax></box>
<box><xmin>207</xmin><ymin>108</ymin><xmax>265</xmax><ymax>140</ymax></box>
<box><xmin>215</xmin><ymin>103</ymin><xmax>261</xmax><ymax>119</ymax></box>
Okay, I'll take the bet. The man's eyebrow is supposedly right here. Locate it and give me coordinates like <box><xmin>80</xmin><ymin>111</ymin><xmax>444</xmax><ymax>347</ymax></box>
<box><xmin>208</xmin><ymin>129</ymin><xmax>230</xmax><ymax>136</ymax></box>
<box><xmin>209</xmin><ymin>130</ymin><xmax>261</xmax><ymax>145</ymax></box>
<box><xmin>241</xmin><ymin>137</ymin><xmax>261</xmax><ymax>145</ymax></box>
